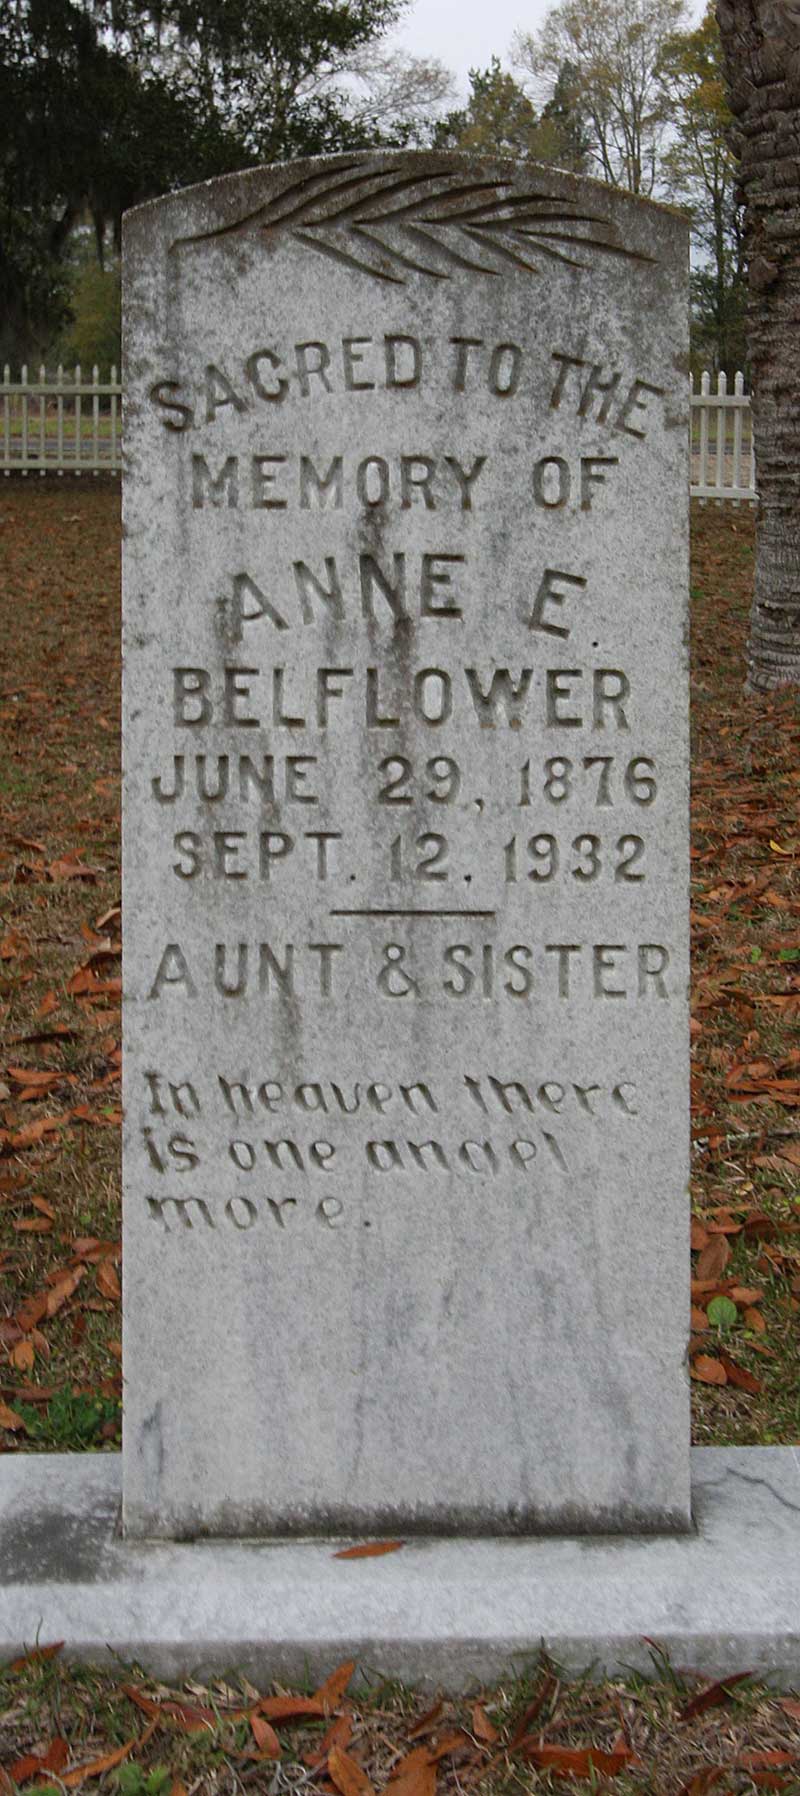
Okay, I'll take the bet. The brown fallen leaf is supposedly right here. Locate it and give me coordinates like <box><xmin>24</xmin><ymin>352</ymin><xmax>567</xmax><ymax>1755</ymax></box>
<box><xmin>719</xmin><ymin>1354</ymin><xmax>762</xmax><ymax>1395</ymax></box>
<box><xmin>408</xmin><ymin>1701</ymin><xmax>444</xmax><ymax>1740</ymax></box>
<box><xmin>10</xmin><ymin>1339</ymin><xmax>35</xmax><ymax>1373</ymax></box>
<box><xmin>257</xmin><ymin>1694</ymin><xmax>327</xmax><ymax>1721</ymax></box>
<box><xmin>5</xmin><ymin>1116</ymin><xmax>64</xmax><ymax>1149</ymax></box>
<box><xmin>62</xmin><ymin>1733</ymin><xmax>148</xmax><ymax>1787</ymax></box>
<box><xmin>429</xmin><ymin>1733</ymin><xmax>472</xmax><ymax>1762</ymax></box>
<box><xmin>250</xmin><ymin>1714</ymin><xmax>281</xmax><ymax>1758</ymax></box>
<box><xmin>49</xmin><ymin>857</ymin><xmax>100</xmax><ymax>882</ymax></box>
<box><xmin>691</xmin><ymin>1355</ymin><xmax>728</xmax><ymax>1386</ymax></box>
<box><xmin>8</xmin><ymin>1641</ymin><xmax>63</xmax><ymax>1672</ymax></box>
<box><xmin>471</xmin><ymin>1703</ymin><xmax>498</xmax><ymax>1744</ymax></box>
<box><xmin>519</xmin><ymin>1741</ymin><xmax>640</xmax><ymax>1777</ymax></box>
<box><xmin>15</xmin><ymin>1292</ymin><xmax>50</xmax><ymax>1332</ymax></box>
<box><xmin>744</xmin><ymin>1306</ymin><xmax>766</xmax><ymax>1332</ymax></box>
<box><xmin>304</xmin><ymin>1713</ymin><xmax>353</xmax><ymax>1767</ymax></box>
<box><xmin>96</xmin><ymin>905</ymin><xmax>122</xmax><ymax>930</ymax></box>
<box><xmin>333</xmin><ymin>1540</ymin><xmax>404</xmax><ymax>1560</ymax></box>
<box><xmin>0</xmin><ymin>929</ymin><xmax>31</xmax><ymax>960</ymax></box>
<box><xmin>96</xmin><ymin>1260</ymin><xmax>121</xmax><ymax>1300</ymax></box>
<box><xmin>778</xmin><ymin>1698</ymin><xmax>800</xmax><ymax>1719</ymax></box>
<box><xmin>46</xmin><ymin>1266</ymin><xmax>85</xmax><ymax>1318</ymax></box>
<box><xmin>736</xmin><ymin>1751</ymin><xmax>796</xmax><ymax>1770</ymax></box>
<box><xmin>8</xmin><ymin>1737</ymin><xmax>69</xmax><ymax>1782</ymax></box>
<box><xmin>10</xmin><ymin>1025</ymin><xmax>76</xmax><ymax>1046</ymax></box>
<box><xmin>314</xmin><ymin>1658</ymin><xmax>356</xmax><ymax>1712</ymax></box>
<box><xmin>509</xmin><ymin>1668</ymin><xmax>559</xmax><ymax>1745</ymax></box>
<box><xmin>695</xmin><ymin>1236</ymin><xmax>731</xmax><ymax>1282</ymax></box>
<box><xmin>690</xmin><ymin>1306</ymin><xmax>709</xmax><ymax>1330</ymax></box>
<box><xmin>676</xmin><ymin>1769</ymin><xmax>730</xmax><ymax>1796</ymax></box>
<box><xmin>0</xmin><ymin>1399</ymin><xmax>27</xmax><ymax>1431</ymax></box>
<box><xmin>6</xmin><ymin>1066</ymin><xmax>63</xmax><ymax>1089</ymax></box>
<box><xmin>383</xmin><ymin>1746</ymin><xmax>436</xmax><ymax>1796</ymax></box>
<box><xmin>122</xmin><ymin>1686</ymin><xmax>216</xmax><ymax>1733</ymax></box>
<box><xmin>328</xmin><ymin>1745</ymin><xmax>376</xmax><ymax>1796</ymax></box>
<box><xmin>8</xmin><ymin>833</ymin><xmax>45</xmax><ymax>853</ymax></box>
<box><xmin>679</xmin><ymin>1671</ymin><xmax>752</xmax><ymax>1721</ymax></box>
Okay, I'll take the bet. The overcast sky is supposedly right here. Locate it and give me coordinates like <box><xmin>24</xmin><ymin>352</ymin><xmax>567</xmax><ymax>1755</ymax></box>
<box><xmin>388</xmin><ymin>0</ymin><xmax>705</xmax><ymax>100</ymax></box>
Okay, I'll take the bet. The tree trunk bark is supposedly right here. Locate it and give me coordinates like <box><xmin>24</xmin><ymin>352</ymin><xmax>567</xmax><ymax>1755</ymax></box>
<box><xmin>716</xmin><ymin>0</ymin><xmax>800</xmax><ymax>690</ymax></box>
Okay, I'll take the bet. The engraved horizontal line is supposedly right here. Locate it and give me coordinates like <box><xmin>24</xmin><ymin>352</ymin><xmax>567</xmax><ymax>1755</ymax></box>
<box><xmin>329</xmin><ymin>908</ymin><xmax>497</xmax><ymax>919</ymax></box>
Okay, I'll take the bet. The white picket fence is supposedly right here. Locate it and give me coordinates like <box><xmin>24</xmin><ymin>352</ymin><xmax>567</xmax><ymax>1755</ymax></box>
<box><xmin>1</xmin><ymin>364</ymin><xmax>757</xmax><ymax>500</ymax></box>
<box><xmin>1</xmin><ymin>364</ymin><xmax>121</xmax><ymax>475</ymax></box>
<box><xmin>690</xmin><ymin>370</ymin><xmax>755</xmax><ymax>501</ymax></box>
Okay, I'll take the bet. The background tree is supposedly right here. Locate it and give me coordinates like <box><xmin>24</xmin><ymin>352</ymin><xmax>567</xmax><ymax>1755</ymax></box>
<box><xmin>52</xmin><ymin>246</ymin><xmax>122</xmax><ymax>375</ymax></box>
<box><xmin>514</xmin><ymin>0</ymin><xmax>687</xmax><ymax>194</ymax></box>
<box><xmin>1</xmin><ymin>0</ymin><xmax>441</xmax><ymax>361</ymax></box>
<box><xmin>660</xmin><ymin>3</ymin><xmax>746</xmax><ymax>373</ymax></box>
<box><xmin>433</xmin><ymin>56</ymin><xmax>587</xmax><ymax>167</ymax></box>
<box><xmin>716</xmin><ymin>0</ymin><xmax>800</xmax><ymax>690</ymax></box>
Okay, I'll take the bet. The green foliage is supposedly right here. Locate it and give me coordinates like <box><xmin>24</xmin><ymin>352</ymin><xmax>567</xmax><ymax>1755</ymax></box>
<box><xmin>52</xmin><ymin>250</ymin><xmax>121</xmax><ymax>376</ymax></box>
<box><xmin>117</xmin><ymin>1764</ymin><xmax>171</xmax><ymax>1796</ymax></box>
<box><xmin>17</xmin><ymin>1389</ymin><xmax>120</xmax><ymax>1450</ymax></box>
<box><xmin>0</xmin><ymin>0</ymin><xmax>409</xmax><ymax>359</ymax></box>
<box><xmin>435</xmin><ymin>59</ymin><xmax>543</xmax><ymax>157</ymax></box>
<box><xmin>707</xmin><ymin>1295</ymin><xmax>738</xmax><ymax>1330</ymax></box>
<box><xmin>660</xmin><ymin>4</ymin><xmax>746</xmax><ymax>375</ymax></box>
<box><xmin>433</xmin><ymin>57</ymin><xmax>586</xmax><ymax>168</ymax></box>
<box><xmin>514</xmin><ymin>0</ymin><xmax>686</xmax><ymax>194</ymax></box>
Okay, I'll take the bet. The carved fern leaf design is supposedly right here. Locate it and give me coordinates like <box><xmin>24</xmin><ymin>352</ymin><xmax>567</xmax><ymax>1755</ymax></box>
<box><xmin>173</xmin><ymin>160</ymin><xmax>652</xmax><ymax>283</ymax></box>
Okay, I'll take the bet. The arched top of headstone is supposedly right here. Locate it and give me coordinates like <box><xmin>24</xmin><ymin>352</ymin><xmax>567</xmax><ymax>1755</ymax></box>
<box><xmin>125</xmin><ymin>150</ymin><xmax>685</xmax><ymax>294</ymax></box>
<box><xmin>165</xmin><ymin>152</ymin><xmax>660</xmax><ymax>286</ymax></box>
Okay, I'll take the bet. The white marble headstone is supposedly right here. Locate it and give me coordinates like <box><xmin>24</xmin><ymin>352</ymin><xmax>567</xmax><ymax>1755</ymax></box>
<box><xmin>122</xmin><ymin>152</ymin><xmax>690</xmax><ymax>1539</ymax></box>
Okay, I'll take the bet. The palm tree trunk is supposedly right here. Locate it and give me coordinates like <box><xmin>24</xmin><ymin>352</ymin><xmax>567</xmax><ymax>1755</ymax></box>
<box><xmin>716</xmin><ymin>0</ymin><xmax>800</xmax><ymax>691</ymax></box>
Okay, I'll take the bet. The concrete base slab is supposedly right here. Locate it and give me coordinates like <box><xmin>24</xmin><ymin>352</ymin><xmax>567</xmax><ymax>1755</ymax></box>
<box><xmin>1</xmin><ymin>1447</ymin><xmax>799</xmax><ymax>1688</ymax></box>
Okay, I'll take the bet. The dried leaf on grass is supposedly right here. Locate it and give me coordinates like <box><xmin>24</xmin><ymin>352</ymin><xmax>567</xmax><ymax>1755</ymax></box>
<box><xmin>407</xmin><ymin>1702</ymin><xmax>444</xmax><ymax>1740</ymax></box>
<box><xmin>0</xmin><ymin>1399</ymin><xmax>27</xmax><ymax>1431</ymax></box>
<box><xmin>62</xmin><ymin>1726</ymin><xmax>156</xmax><ymax>1788</ymax></box>
<box><xmin>719</xmin><ymin>1354</ymin><xmax>762</xmax><ymax>1394</ymax></box>
<box><xmin>383</xmin><ymin>1746</ymin><xmax>437</xmax><ymax>1796</ymax></box>
<box><xmin>8</xmin><ymin>1736</ymin><xmax>69</xmax><ymax>1782</ymax></box>
<box><xmin>328</xmin><ymin>1745</ymin><xmax>376</xmax><ymax>1796</ymax></box>
<box><xmin>691</xmin><ymin>1355</ymin><xmax>728</xmax><ymax>1385</ymax></box>
<box><xmin>509</xmin><ymin>1668</ymin><xmax>559</xmax><ymax>1745</ymax></box>
<box><xmin>249</xmin><ymin>1714</ymin><xmax>281</xmax><ymax>1758</ymax></box>
<box><xmin>304</xmin><ymin>1714</ymin><xmax>353</xmax><ymax>1767</ymax></box>
<box><xmin>679</xmin><ymin>1671</ymin><xmax>753</xmax><ymax>1720</ymax></box>
<box><xmin>8</xmin><ymin>1640</ymin><xmax>64</xmax><ymax>1672</ymax></box>
<box><xmin>518</xmin><ymin>1740</ymin><xmax>641</xmax><ymax>1777</ymax></box>
<box><xmin>334</xmin><ymin>1540</ymin><xmax>404</xmax><ymax>1560</ymax></box>
<box><xmin>314</xmin><ymin>1657</ymin><xmax>356</xmax><ymax>1711</ymax></box>
<box><xmin>695</xmin><ymin>1236</ymin><xmax>731</xmax><ymax>1282</ymax></box>
<box><xmin>677</xmin><ymin>1769</ymin><xmax>731</xmax><ymax>1796</ymax></box>
<box><xmin>471</xmin><ymin>1703</ymin><xmax>498</xmax><ymax>1744</ymax></box>
<box><xmin>122</xmin><ymin>1687</ymin><xmax>216</xmax><ymax>1734</ymax></box>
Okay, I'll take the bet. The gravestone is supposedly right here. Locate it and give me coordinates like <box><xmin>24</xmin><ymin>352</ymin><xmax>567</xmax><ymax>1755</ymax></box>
<box><xmin>122</xmin><ymin>150</ymin><xmax>690</xmax><ymax>1540</ymax></box>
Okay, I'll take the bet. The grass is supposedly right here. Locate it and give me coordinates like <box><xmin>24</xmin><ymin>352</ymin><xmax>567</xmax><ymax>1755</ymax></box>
<box><xmin>1</xmin><ymin>1644</ymin><xmax>800</xmax><ymax>1795</ymax></box>
<box><xmin>1</xmin><ymin>481</ymin><xmax>800</xmax><ymax>1783</ymax></box>
<box><xmin>1</xmin><ymin>483</ymin><xmax>798</xmax><ymax>1451</ymax></box>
